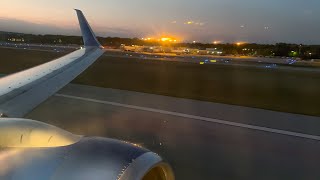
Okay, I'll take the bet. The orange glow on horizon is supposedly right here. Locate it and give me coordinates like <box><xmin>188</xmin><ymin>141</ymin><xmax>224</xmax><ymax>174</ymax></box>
<box><xmin>236</xmin><ymin>42</ymin><xmax>247</xmax><ymax>46</ymax></box>
<box><xmin>0</xmin><ymin>3</ymin><xmax>76</xmax><ymax>28</ymax></box>
<box><xmin>213</xmin><ymin>41</ymin><xmax>222</xmax><ymax>44</ymax></box>
<box><xmin>142</xmin><ymin>36</ymin><xmax>180</xmax><ymax>43</ymax></box>
<box><xmin>161</xmin><ymin>37</ymin><xmax>171</xmax><ymax>42</ymax></box>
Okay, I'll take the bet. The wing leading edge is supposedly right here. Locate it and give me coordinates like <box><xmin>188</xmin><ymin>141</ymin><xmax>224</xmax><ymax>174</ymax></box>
<box><xmin>0</xmin><ymin>10</ymin><xmax>104</xmax><ymax>118</ymax></box>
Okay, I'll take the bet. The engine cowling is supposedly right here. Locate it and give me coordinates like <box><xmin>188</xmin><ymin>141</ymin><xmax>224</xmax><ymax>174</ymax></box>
<box><xmin>0</xmin><ymin>118</ymin><xmax>174</xmax><ymax>180</ymax></box>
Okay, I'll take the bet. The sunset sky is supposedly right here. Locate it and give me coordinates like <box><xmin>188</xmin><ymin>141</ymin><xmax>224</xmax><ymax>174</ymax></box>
<box><xmin>1</xmin><ymin>0</ymin><xmax>320</xmax><ymax>44</ymax></box>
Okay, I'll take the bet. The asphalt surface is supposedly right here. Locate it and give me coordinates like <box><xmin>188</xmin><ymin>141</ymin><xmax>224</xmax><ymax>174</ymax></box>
<box><xmin>103</xmin><ymin>50</ymin><xmax>320</xmax><ymax>72</ymax></box>
<box><xmin>26</xmin><ymin>84</ymin><xmax>320</xmax><ymax>180</ymax></box>
<box><xmin>1</xmin><ymin>43</ymin><xmax>320</xmax><ymax>72</ymax></box>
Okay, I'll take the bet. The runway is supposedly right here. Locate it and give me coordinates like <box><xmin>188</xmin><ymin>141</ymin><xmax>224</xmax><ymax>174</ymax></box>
<box><xmin>103</xmin><ymin>50</ymin><xmax>320</xmax><ymax>72</ymax></box>
<box><xmin>27</xmin><ymin>84</ymin><xmax>320</xmax><ymax>179</ymax></box>
<box><xmin>1</xmin><ymin>44</ymin><xmax>320</xmax><ymax>72</ymax></box>
<box><xmin>55</xmin><ymin>93</ymin><xmax>320</xmax><ymax>141</ymax></box>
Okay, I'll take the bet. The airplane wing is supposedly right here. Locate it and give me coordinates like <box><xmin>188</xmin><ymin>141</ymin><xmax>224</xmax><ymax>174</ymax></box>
<box><xmin>0</xmin><ymin>10</ymin><xmax>174</xmax><ymax>180</ymax></box>
<box><xmin>0</xmin><ymin>9</ymin><xmax>104</xmax><ymax>118</ymax></box>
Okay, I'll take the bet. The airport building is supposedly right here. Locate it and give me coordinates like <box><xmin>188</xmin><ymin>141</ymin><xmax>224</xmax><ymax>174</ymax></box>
<box><xmin>206</xmin><ymin>48</ymin><xmax>223</xmax><ymax>55</ymax></box>
<box><xmin>120</xmin><ymin>44</ymin><xmax>224</xmax><ymax>56</ymax></box>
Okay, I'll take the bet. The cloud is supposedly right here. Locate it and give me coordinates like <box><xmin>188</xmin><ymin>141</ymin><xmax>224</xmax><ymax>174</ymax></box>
<box><xmin>1</xmin><ymin>17</ymin><xmax>319</xmax><ymax>44</ymax></box>
<box><xmin>303</xmin><ymin>9</ymin><xmax>313</xmax><ymax>15</ymax></box>
<box><xmin>0</xmin><ymin>17</ymin><xmax>78</xmax><ymax>35</ymax></box>
<box><xmin>184</xmin><ymin>21</ymin><xmax>205</xmax><ymax>26</ymax></box>
<box><xmin>0</xmin><ymin>17</ymin><xmax>140</xmax><ymax>38</ymax></box>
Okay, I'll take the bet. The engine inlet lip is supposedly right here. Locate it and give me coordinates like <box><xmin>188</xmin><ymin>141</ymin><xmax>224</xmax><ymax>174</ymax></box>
<box><xmin>119</xmin><ymin>152</ymin><xmax>175</xmax><ymax>180</ymax></box>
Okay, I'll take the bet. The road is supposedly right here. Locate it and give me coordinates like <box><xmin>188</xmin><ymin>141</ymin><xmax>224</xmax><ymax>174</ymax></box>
<box><xmin>26</xmin><ymin>84</ymin><xmax>320</xmax><ymax>180</ymax></box>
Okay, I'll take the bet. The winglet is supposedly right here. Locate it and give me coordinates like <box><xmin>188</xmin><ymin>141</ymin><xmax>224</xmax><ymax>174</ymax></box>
<box><xmin>75</xmin><ymin>9</ymin><xmax>102</xmax><ymax>48</ymax></box>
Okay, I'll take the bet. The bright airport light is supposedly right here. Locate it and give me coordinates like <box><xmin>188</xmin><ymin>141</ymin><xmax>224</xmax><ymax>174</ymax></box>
<box><xmin>142</xmin><ymin>36</ymin><xmax>178</xmax><ymax>43</ymax></box>
<box><xmin>161</xmin><ymin>37</ymin><xmax>171</xmax><ymax>42</ymax></box>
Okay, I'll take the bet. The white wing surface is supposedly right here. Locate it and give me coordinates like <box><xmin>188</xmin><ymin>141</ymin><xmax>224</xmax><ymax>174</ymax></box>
<box><xmin>0</xmin><ymin>10</ymin><xmax>104</xmax><ymax>118</ymax></box>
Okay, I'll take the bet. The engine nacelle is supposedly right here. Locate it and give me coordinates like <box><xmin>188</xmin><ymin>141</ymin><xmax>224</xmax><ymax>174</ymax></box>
<box><xmin>0</xmin><ymin>118</ymin><xmax>174</xmax><ymax>180</ymax></box>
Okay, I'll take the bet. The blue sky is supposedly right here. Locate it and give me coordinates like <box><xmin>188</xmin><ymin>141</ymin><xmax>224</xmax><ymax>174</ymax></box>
<box><xmin>0</xmin><ymin>0</ymin><xmax>319</xmax><ymax>44</ymax></box>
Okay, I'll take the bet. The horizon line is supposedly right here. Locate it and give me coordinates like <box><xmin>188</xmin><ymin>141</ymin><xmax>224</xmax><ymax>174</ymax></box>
<box><xmin>1</xmin><ymin>30</ymin><xmax>320</xmax><ymax>46</ymax></box>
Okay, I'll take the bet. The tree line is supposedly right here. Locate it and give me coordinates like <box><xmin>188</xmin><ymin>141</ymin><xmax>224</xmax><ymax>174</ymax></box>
<box><xmin>0</xmin><ymin>32</ymin><xmax>319</xmax><ymax>59</ymax></box>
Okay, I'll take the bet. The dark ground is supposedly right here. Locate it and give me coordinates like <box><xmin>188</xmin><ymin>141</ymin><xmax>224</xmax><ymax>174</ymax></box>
<box><xmin>26</xmin><ymin>84</ymin><xmax>320</xmax><ymax>180</ymax></box>
<box><xmin>2</xmin><ymin>47</ymin><xmax>320</xmax><ymax>179</ymax></box>
<box><xmin>1</xmin><ymin>47</ymin><xmax>320</xmax><ymax>116</ymax></box>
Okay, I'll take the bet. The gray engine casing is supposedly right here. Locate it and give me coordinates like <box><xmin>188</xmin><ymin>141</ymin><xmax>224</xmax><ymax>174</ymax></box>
<box><xmin>0</xmin><ymin>119</ymin><xmax>174</xmax><ymax>180</ymax></box>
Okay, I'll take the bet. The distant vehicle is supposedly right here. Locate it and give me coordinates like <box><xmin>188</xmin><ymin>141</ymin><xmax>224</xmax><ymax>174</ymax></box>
<box><xmin>286</xmin><ymin>59</ymin><xmax>297</xmax><ymax>65</ymax></box>
<box><xmin>265</xmin><ymin>63</ymin><xmax>278</xmax><ymax>69</ymax></box>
